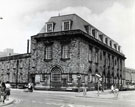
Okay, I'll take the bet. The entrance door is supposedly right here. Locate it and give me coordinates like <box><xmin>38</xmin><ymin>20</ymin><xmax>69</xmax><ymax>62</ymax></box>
<box><xmin>51</xmin><ymin>67</ymin><xmax>62</xmax><ymax>88</ymax></box>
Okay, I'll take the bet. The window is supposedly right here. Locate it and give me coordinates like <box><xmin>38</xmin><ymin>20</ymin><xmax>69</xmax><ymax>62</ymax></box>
<box><xmin>103</xmin><ymin>51</ymin><xmax>106</xmax><ymax>65</ymax></box>
<box><xmin>62</xmin><ymin>20</ymin><xmax>71</xmax><ymax>31</ymax></box>
<box><xmin>92</xmin><ymin>29</ymin><xmax>96</xmax><ymax>37</ymax></box>
<box><xmin>118</xmin><ymin>46</ymin><xmax>120</xmax><ymax>52</ymax></box>
<box><xmin>44</xmin><ymin>45</ymin><xmax>52</xmax><ymax>60</ymax></box>
<box><xmin>114</xmin><ymin>44</ymin><xmax>117</xmax><ymax>50</ymax></box>
<box><xmin>95</xmin><ymin>49</ymin><xmax>98</xmax><ymax>63</ymax></box>
<box><xmin>100</xmin><ymin>51</ymin><xmax>102</xmax><ymax>60</ymax></box>
<box><xmin>99</xmin><ymin>35</ymin><xmax>103</xmax><ymax>42</ymax></box>
<box><xmin>46</xmin><ymin>23</ymin><xmax>54</xmax><ymax>32</ymax></box>
<box><xmin>105</xmin><ymin>38</ymin><xmax>108</xmax><ymax>44</ymax></box>
<box><xmin>110</xmin><ymin>41</ymin><xmax>112</xmax><ymax>47</ymax></box>
<box><xmin>88</xmin><ymin>46</ymin><xmax>92</xmax><ymax>62</ymax></box>
<box><xmin>115</xmin><ymin>58</ymin><xmax>117</xmax><ymax>66</ymax></box>
<box><xmin>61</xmin><ymin>44</ymin><xmax>70</xmax><ymax>59</ymax></box>
<box><xmin>85</xmin><ymin>25</ymin><xmax>90</xmax><ymax>34</ymax></box>
<box><xmin>69</xmin><ymin>74</ymin><xmax>72</xmax><ymax>83</ymax></box>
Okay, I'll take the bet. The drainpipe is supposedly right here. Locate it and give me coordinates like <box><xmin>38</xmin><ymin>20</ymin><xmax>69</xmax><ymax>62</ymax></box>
<box><xmin>16</xmin><ymin>60</ymin><xmax>19</xmax><ymax>88</ymax></box>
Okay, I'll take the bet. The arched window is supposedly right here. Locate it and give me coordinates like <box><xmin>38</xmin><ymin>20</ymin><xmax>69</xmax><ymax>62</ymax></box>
<box><xmin>51</xmin><ymin>67</ymin><xmax>61</xmax><ymax>82</ymax></box>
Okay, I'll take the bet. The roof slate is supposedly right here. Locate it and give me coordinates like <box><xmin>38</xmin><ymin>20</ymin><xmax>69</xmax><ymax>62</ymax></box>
<box><xmin>39</xmin><ymin>14</ymin><xmax>89</xmax><ymax>33</ymax></box>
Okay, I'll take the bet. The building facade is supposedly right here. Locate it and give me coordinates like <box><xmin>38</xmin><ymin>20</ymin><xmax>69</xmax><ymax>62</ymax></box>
<box><xmin>125</xmin><ymin>67</ymin><xmax>135</xmax><ymax>84</ymax></box>
<box><xmin>0</xmin><ymin>14</ymin><xmax>126</xmax><ymax>90</ymax></box>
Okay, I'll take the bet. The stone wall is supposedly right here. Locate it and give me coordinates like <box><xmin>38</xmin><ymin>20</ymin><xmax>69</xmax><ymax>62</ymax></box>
<box><xmin>0</xmin><ymin>54</ymin><xmax>31</xmax><ymax>85</ymax></box>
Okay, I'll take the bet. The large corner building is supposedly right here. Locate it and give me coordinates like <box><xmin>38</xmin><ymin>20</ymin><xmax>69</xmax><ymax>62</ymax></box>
<box><xmin>0</xmin><ymin>14</ymin><xmax>126</xmax><ymax>90</ymax></box>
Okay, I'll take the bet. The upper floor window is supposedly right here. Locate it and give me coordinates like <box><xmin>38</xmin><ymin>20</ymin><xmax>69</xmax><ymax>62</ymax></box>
<box><xmin>85</xmin><ymin>25</ymin><xmax>90</xmax><ymax>34</ymax></box>
<box><xmin>114</xmin><ymin>44</ymin><xmax>117</xmax><ymax>50</ymax></box>
<box><xmin>99</xmin><ymin>34</ymin><xmax>103</xmax><ymax>42</ymax></box>
<box><xmin>62</xmin><ymin>20</ymin><xmax>71</xmax><ymax>31</ymax></box>
<box><xmin>105</xmin><ymin>38</ymin><xmax>108</xmax><ymax>45</ymax></box>
<box><xmin>61</xmin><ymin>44</ymin><xmax>70</xmax><ymax>59</ymax></box>
<box><xmin>46</xmin><ymin>22</ymin><xmax>54</xmax><ymax>32</ymax></box>
<box><xmin>95</xmin><ymin>49</ymin><xmax>98</xmax><ymax>63</ymax></box>
<box><xmin>44</xmin><ymin>45</ymin><xmax>53</xmax><ymax>60</ymax></box>
<box><xmin>110</xmin><ymin>41</ymin><xmax>112</xmax><ymax>47</ymax></box>
<box><xmin>118</xmin><ymin>46</ymin><xmax>121</xmax><ymax>52</ymax></box>
<box><xmin>92</xmin><ymin>29</ymin><xmax>96</xmax><ymax>37</ymax></box>
<box><xmin>88</xmin><ymin>46</ymin><xmax>92</xmax><ymax>62</ymax></box>
<box><xmin>100</xmin><ymin>50</ymin><xmax>102</xmax><ymax>61</ymax></box>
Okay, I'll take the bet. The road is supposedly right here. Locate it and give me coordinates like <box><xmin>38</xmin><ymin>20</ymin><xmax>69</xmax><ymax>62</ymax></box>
<box><xmin>7</xmin><ymin>89</ymin><xmax>135</xmax><ymax>107</ymax></box>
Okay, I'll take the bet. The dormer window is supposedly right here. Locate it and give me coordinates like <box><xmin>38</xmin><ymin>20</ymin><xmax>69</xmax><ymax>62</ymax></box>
<box><xmin>92</xmin><ymin>29</ymin><xmax>96</xmax><ymax>37</ymax></box>
<box><xmin>62</xmin><ymin>20</ymin><xmax>71</xmax><ymax>31</ymax></box>
<box><xmin>110</xmin><ymin>41</ymin><xmax>112</xmax><ymax>47</ymax></box>
<box><xmin>114</xmin><ymin>44</ymin><xmax>117</xmax><ymax>50</ymax></box>
<box><xmin>85</xmin><ymin>25</ymin><xmax>90</xmax><ymax>34</ymax></box>
<box><xmin>46</xmin><ymin>22</ymin><xmax>54</xmax><ymax>32</ymax></box>
<box><xmin>118</xmin><ymin>46</ymin><xmax>121</xmax><ymax>52</ymax></box>
<box><xmin>105</xmin><ymin>38</ymin><xmax>108</xmax><ymax>45</ymax></box>
<box><xmin>99</xmin><ymin>34</ymin><xmax>103</xmax><ymax>42</ymax></box>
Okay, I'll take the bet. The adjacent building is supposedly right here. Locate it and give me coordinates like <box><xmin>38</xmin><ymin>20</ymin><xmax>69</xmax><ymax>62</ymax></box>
<box><xmin>0</xmin><ymin>48</ymin><xmax>17</xmax><ymax>57</ymax></box>
<box><xmin>125</xmin><ymin>67</ymin><xmax>135</xmax><ymax>84</ymax></box>
<box><xmin>0</xmin><ymin>14</ymin><xmax>126</xmax><ymax>90</ymax></box>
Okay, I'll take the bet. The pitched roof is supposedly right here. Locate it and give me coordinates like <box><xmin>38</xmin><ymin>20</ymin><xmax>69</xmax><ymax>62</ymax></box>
<box><xmin>39</xmin><ymin>14</ymin><xmax>90</xmax><ymax>33</ymax></box>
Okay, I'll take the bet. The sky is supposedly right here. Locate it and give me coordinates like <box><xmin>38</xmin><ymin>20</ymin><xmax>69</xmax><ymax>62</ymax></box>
<box><xmin>0</xmin><ymin>0</ymin><xmax>135</xmax><ymax>69</ymax></box>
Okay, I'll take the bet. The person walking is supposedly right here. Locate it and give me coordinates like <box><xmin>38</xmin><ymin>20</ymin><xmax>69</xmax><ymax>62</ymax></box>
<box><xmin>1</xmin><ymin>82</ymin><xmax>6</xmax><ymax>103</ymax></box>
<box><xmin>5</xmin><ymin>81</ymin><xmax>11</xmax><ymax>100</ymax></box>
<box><xmin>28</xmin><ymin>81</ymin><xmax>33</xmax><ymax>92</ymax></box>
<box><xmin>111</xmin><ymin>84</ymin><xmax>114</xmax><ymax>93</ymax></box>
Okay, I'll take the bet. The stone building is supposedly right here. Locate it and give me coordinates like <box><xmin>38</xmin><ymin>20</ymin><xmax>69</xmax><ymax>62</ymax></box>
<box><xmin>125</xmin><ymin>67</ymin><xmax>135</xmax><ymax>84</ymax></box>
<box><xmin>0</xmin><ymin>54</ymin><xmax>30</xmax><ymax>87</ymax></box>
<box><xmin>0</xmin><ymin>14</ymin><xmax>126</xmax><ymax>90</ymax></box>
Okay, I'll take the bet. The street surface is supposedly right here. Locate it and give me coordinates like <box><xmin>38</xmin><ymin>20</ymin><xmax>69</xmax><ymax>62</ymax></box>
<box><xmin>7</xmin><ymin>89</ymin><xmax>135</xmax><ymax>107</ymax></box>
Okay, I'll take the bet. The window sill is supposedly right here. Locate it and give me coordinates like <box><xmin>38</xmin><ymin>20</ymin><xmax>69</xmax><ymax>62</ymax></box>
<box><xmin>61</xmin><ymin>58</ymin><xmax>70</xmax><ymax>61</ymax></box>
<box><xmin>95</xmin><ymin>62</ymin><xmax>98</xmax><ymax>65</ymax></box>
<box><xmin>44</xmin><ymin>59</ymin><xmax>53</xmax><ymax>62</ymax></box>
<box><xmin>89</xmin><ymin>61</ymin><xmax>92</xmax><ymax>63</ymax></box>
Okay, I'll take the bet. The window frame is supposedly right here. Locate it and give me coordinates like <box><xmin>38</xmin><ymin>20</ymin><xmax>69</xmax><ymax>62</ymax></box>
<box><xmin>46</xmin><ymin>22</ymin><xmax>54</xmax><ymax>32</ymax></box>
<box><xmin>44</xmin><ymin>44</ymin><xmax>53</xmax><ymax>61</ymax></box>
<box><xmin>62</xmin><ymin>20</ymin><xmax>72</xmax><ymax>31</ymax></box>
<box><xmin>88</xmin><ymin>46</ymin><xmax>92</xmax><ymax>62</ymax></box>
<box><xmin>61</xmin><ymin>43</ymin><xmax>70</xmax><ymax>60</ymax></box>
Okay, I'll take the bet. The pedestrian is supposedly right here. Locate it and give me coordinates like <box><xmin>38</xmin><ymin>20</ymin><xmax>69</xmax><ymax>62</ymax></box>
<box><xmin>28</xmin><ymin>81</ymin><xmax>33</xmax><ymax>92</ymax></box>
<box><xmin>5</xmin><ymin>81</ymin><xmax>11</xmax><ymax>100</ymax></box>
<box><xmin>83</xmin><ymin>83</ymin><xmax>87</xmax><ymax>96</ymax></box>
<box><xmin>111</xmin><ymin>84</ymin><xmax>114</xmax><ymax>93</ymax></box>
<box><xmin>1</xmin><ymin>82</ymin><xmax>6</xmax><ymax>103</ymax></box>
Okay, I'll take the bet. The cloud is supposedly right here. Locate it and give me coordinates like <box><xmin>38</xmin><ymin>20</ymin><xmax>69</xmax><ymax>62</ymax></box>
<box><xmin>0</xmin><ymin>0</ymin><xmax>134</xmax><ymax>68</ymax></box>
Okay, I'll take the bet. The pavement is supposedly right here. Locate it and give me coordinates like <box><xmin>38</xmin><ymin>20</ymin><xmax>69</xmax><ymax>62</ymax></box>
<box><xmin>76</xmin><ymin>90</ymin><xmax>120</xmax><ymax>99</ymax></box>
<box><xmin>0</xmin><ymin>97</ymin><xmax>15</xmax><ymax>107</ymax></box>
<box><xmin>0</xmin><ymin>89</ymin><xmax>120</xmax><ymax>106</ymax></box>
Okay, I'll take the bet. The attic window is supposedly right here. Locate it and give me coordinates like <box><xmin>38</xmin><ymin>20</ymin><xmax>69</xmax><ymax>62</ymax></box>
<box><xmin>92</xmin><ymin>29</ymin><xmax>96</xmax><ymax>37</ymax></box>
<box><xmin>110</xmin><ymin>41</ymin><xmax>112</xmax><ymax>47</ymax></box>
<box><xmin>105</xmin><ymin>38</ymin><xmax>108</xmax><ymax>45</ymax></box>
<box><xmin>85</xmin><ymin>25</ymin><xmax>90</xmax><ymax>34</ymax></box>
<box><xmin>46</xmin><ymin>22</ymin><xmax>54</xmax><ymax>32</ymax></box>
<box><xmin>114</xmin><ymin>44</ymin><xmax>117</xmax><ymax>50</ymax></box>
<box><xmin>99</xmin><ymin>34</ymin><xmax>103</xmax><ymax>42</ymax></box>
<box><xmin>62</xmin><ymin>20</ymin><xmax>71</xmax><ymax>31</ymax></box>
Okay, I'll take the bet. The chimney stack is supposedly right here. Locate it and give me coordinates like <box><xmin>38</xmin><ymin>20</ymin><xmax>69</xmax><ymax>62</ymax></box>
<box><xmin>27</xmin><ymin>39</ymin><xmax>29</xmax><ymax>53</ymax></box>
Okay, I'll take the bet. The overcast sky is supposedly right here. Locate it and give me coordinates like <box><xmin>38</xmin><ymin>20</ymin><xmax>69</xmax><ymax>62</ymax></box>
<box><xmin>0</xmin><ymin>0</ymin><xmax>134</xmax><ymax>69</ymax></box>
